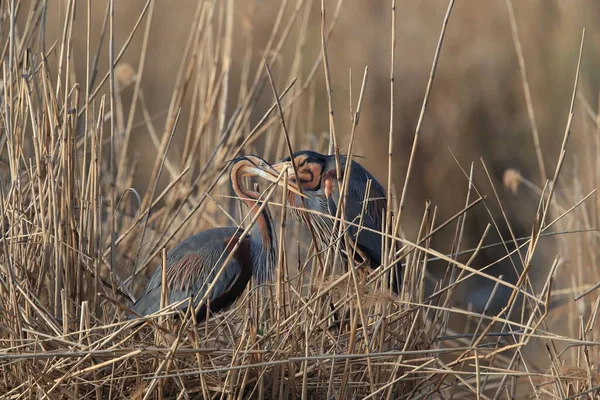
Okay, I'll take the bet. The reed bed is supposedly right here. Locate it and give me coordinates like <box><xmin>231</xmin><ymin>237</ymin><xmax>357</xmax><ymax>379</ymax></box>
<box><xmin>0</xmin><ymin>0</ymin><xmax>599</xmax><ymax>399</ymax></box>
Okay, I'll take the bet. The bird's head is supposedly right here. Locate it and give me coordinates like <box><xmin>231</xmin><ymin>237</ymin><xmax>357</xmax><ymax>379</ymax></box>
<box><xmin>232</xmin><ymin>155</ymin><xmax>305</xmax><ymax>197</ymax></box>
<box><xmin>272</xmin><ymin>150</ymin><xmax>327</xmax><ymax>191</ymax></box>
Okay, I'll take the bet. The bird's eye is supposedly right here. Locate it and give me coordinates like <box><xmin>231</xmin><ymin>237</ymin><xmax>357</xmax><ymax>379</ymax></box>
<box><xmin>259</xmin><ymin>160</ymin><xmax>266</xmax><ymax>168</ymax></box>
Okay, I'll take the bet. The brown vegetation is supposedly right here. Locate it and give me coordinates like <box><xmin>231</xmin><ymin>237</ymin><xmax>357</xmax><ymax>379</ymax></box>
<box><xmin>1</xmin><ymin>0</ymin><xmax>600</xmax><ymax>398</ymax></box>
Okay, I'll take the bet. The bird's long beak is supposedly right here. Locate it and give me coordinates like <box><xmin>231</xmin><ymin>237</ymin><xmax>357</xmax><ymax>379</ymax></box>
<box><xmin>245</xmin><ymin>165</ymin><xmax>306</xmax><ymax>198</ymax></box>
<box><xmin>271</xmin><ymin>161</ymin><xmax>296</xmax><ymax>178</ymax></box>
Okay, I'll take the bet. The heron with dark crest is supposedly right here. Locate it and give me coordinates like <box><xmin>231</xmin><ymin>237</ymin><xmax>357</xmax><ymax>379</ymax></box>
<box><xmin>132</xmin><ymin>155</ymin><xmax>304</xmax><ymax>322</ymax></box>
<box><xmin>272</xmin><ymin>150</ymin><xmax>402</xmax><ymax>293</ymax></box>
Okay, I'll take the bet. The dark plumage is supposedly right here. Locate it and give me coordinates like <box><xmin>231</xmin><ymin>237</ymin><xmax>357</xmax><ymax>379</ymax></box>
<box><xmin>132</xmin><ymin>155</ymin><xmax>303</xmax><ymax>321</ymax></box>
<box><xmin>273</xmin><ymin>150</ymin><xmax>401</xmax><ymax>293</ymax></box>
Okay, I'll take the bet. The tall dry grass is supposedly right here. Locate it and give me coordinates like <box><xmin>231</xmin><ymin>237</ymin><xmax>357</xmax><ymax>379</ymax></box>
<box><xmin>0</xmin><ymin>0</ymin><xmax>599</xmax><ymax>399</ymax></box>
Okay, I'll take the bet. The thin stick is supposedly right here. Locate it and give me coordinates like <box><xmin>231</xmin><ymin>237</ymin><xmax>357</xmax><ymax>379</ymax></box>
<box><xmin>505</xmin><ymin>0</ymin><xmax>546</xmax><ymax>182</ymax></box>
<box><xmin>540</xmin><ymin>29</ymin><xmax>586</xmax><ymax>228</ymax></box>
<box><xmin>264</xmin><ymin>63</ymin><xmax>324</xmax><ymax>272</ymax></box>
<box><xmin>159</xmin><ymin>247</ymin><xmax>168</xmax><ymax>324</ymax></box>
<box><xmin>108</xmin><ymin>0</ymin><xmax>117</xmax><ymax>291</ymax></box>
<box><xmin>397</xmin><ymin>0</ymin><xmax>454</xmax><ymax>226</ymax></box>
<box><xmin>385</xmin><ymin>0</ymin><xmax>397</xmax><ymax>270</ymax></box>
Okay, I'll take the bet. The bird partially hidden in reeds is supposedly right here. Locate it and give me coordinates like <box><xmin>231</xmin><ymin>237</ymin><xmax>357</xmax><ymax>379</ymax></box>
<box><xmin>272</xmin><ymin>150</ymin><xmax>402</xmax><ymax>294</ymax></box>
<box><xmin>131</xmin><ymin>155</ymin><xmax>304</xmax><ymax>322</ymax></box>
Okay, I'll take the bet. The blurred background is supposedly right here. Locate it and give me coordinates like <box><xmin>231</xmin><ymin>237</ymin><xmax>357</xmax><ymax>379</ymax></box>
<box><xmin>23</xmin><ymin>0</ymin><xmax>600</xmax><ymax>332</ymax></box>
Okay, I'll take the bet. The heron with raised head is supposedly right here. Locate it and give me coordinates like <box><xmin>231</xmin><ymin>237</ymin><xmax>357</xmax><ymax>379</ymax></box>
<box><xmin>132</xmin><ymin>155</ymin><xmax>304</xmax><ymax>322</ymax></box>
<box><xmin>272</xmin><ymin>150</ymin><xmax>402</xmax><ymax>293</ymax></box>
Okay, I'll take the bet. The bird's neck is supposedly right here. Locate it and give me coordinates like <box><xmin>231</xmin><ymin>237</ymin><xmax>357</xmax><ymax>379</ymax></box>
<box><xmin>245</xmin><ymin>196</ymin><xmax>278</xmax><ymax>284</ymax></box>
<box><xmin>231</xmin><ymin>169</ymin><xmax>278</xmax><ymax>283</ymax></box>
